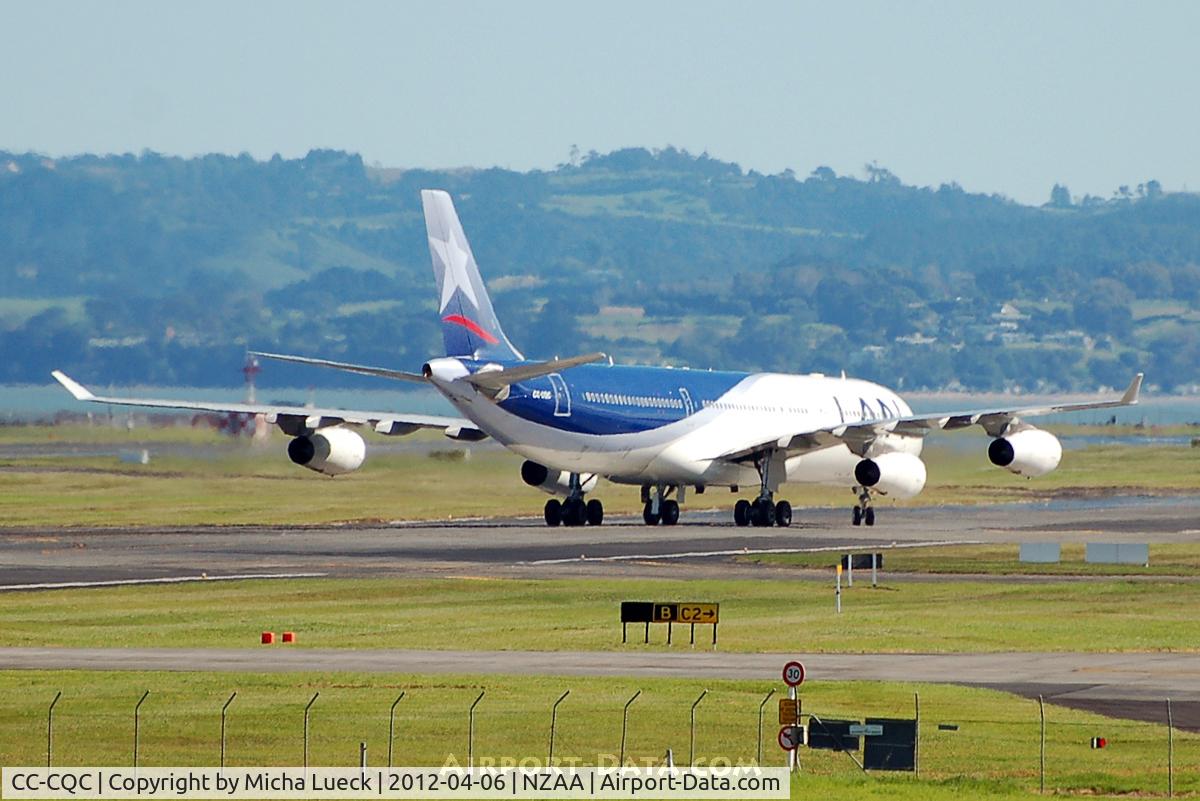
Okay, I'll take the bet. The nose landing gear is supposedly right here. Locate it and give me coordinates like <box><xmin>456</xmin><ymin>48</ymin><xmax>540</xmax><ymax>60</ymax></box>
<box><xmin>851</xmin><ymin>486</ymin><xmax>875</xmax><ymax>526</ymax></box>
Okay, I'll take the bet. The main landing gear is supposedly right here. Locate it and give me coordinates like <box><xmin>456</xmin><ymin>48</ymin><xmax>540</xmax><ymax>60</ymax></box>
<box><xmin>733</xmin><ymin>450</ymin><xmax>792</xmax><ymax>527</ymax></box>
<box><xmin>544</xmin><ymin>473</ymin><xmax>604</xmax><ymax>527</ymax></box>
<box><xmin>641</xmin><ymin>484</ymin><xmax>681</xmax><ymax>526</ymax></box>
<box><xmin>851</xmin><ymin>486</ymin><xmax>875</xmax><ymax>527</ymax></box>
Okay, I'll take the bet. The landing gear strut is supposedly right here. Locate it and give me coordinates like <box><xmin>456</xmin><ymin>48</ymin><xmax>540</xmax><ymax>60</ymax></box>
<box><xmin>733</xmin><ymin>451</ymin><xmax>792</xmax><ymax>527</ymax></box>
<box><xmin>851</xmin><ymin>486</ymin><xmax>875</xmax><ymax>527</ymax></box>
<box><xmin>642</xmin><ymin>484</ymin><xmax>680</xmax><ymax>526</ymax></box>
<box><xmin>544</xmin><ymin>473</ymin><xmax>604</xmax><ymax>527</ymax></box>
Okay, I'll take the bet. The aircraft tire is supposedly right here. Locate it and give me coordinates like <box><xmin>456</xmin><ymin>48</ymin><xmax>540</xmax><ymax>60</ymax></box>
<box><xmin>586</xmin><ymin>499</ymin><xmax>604</xmax><ymax>526</ymax></box>
<box><xmin>642</xmin><ymin>501</ymin><xmax>661</xmax><ymax>526</ymax></box>
<box><xmin>661</xmin><ymin>500</ymin><xmax>680</xmax><ymax>526</ymax></box>
<box><xmin>775</xmin><ymin>500</ymin><xmax>792</xmax><ymax>527</ymax></box>
<box><xmin>753</xmin><ymin>497</ymin><xmax>775</xmax><ymax>527</ymax></box>
<box><xmin>733</xmin><ymin>499</ymin><xmax>751</xmax><ymax>527</ymax></box>
<box><xmin>563</xmin><ymin>498</ymin><xmax>587</xmax><ymax>527</ymax></box>
<box><xmin>852</xmin><ymin>506</ymin><xmax>862</xmax><ymax>526</ymax></box>
<box><xmin>864</xmin><ymin>507</ymin><xmax>875</xmax><ymax>527</ymax></box>
<box><xmin>545</xmin><ymin>499</ymin><xmax>562</xmax><ymax>527</ymax></box>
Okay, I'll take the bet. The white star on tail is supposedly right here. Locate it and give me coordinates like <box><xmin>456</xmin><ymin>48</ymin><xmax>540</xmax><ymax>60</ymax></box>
<box><xmin>430</xmin><ymin>230</ymin><xmax>479</xmax><ymax>312</ymax></box>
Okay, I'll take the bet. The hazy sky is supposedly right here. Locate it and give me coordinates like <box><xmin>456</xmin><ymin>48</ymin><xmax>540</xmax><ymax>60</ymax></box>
<box><xmin>4</xmin><ymin>1</ymin><xmax>1198</xmax><ymax>204</ymax></box>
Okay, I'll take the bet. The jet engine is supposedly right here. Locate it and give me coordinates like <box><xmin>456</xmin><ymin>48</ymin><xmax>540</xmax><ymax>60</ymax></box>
<box><xmin>988</xmin><ymin>427</ymin><xmax>1062</xmax><ymax>477</ymax></box>
<box><xmin>520</xmin><ymin>460</ymin><xmax>597</xmax><ymax>495</ymax></box>
<box><xmin>287</xmin><ymin>426</ymin><xmax>366</xmax><ymax>476</ymax></box>
<box><xmin>854</xmin><ymin>452</ymin><xmax>927</xmax><ymax>499</ymax></box>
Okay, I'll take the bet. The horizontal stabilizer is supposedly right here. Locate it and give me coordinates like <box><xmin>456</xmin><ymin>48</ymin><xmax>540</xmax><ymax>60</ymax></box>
<box><xmin>251</xmin><ymin>351</ymin><xmax>426</xmax><ymax>383</ymax></box>
<box><xmin>466</xmin><ymin>352</ymin><xmax>608</xmax><ymax>390</ymax></box>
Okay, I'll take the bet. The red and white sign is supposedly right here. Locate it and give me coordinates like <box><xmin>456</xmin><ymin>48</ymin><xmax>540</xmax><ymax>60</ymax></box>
<box><xmin>782</xmin><ymin>660</ymin><xmax>806</xmax><ymax>687</ymax></box>
<box><xmin>778</xmin><ymin>725</ymin><xmax>802</xmax><ymax>751</ymax></box>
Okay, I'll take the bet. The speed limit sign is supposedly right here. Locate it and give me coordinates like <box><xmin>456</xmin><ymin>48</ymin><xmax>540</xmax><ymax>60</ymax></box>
<box><xmin>782</xmin><ymin>660</ymin><xmax>806</xmax><ymax>687</ymax></box>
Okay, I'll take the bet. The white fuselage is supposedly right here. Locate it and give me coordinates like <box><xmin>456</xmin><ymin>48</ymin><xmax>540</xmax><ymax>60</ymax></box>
<box><xmin>424</xmin><ymin>358</ymin><xmax>921</xmax><ymax>491</ymax></box>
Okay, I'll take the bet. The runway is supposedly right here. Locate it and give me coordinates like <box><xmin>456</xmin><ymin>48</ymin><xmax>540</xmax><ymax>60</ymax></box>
<box><xmin>2</xmin><ymin>494</ymin><xmax>1199</xmax><ymax>587</ymax></box>
<box><xmin>3</xmin><ymin>646</ymin><xmax>1197</xmax><ymax>730</ymax></box>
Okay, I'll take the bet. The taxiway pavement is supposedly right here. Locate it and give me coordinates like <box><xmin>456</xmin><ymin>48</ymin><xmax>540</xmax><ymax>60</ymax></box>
<box><xmin>2</xmin><ymin>495</ymin><xmax>1199</xmax><ymax>587</ymax></box>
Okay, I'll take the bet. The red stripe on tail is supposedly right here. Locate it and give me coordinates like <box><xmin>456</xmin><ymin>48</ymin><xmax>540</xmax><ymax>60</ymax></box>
<box><xmin>443</xmin><ymin>314</ymin><xmax>500</xmax><ymax>345</ymax></box>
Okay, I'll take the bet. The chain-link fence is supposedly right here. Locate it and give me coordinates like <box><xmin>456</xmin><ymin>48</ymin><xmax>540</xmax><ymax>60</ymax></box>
<box><xmin>3</xmin><ymin>683</ymin><xmax>1196</xmax><ymax>796</ymax></box>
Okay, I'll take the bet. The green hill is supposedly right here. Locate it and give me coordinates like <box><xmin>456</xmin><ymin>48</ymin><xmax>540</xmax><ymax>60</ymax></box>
<box><xmin>1</xmin><ymin>147</ymin><xmax>1197</xmax><ymax>390</ymax></box>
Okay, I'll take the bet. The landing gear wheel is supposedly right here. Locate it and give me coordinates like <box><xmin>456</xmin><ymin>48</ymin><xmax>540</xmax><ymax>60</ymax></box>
<box><xmin>751</xmin><ymin>497</ymin><xmax>776</xmax><ymax>527</ymax></box>
<box><xmin>864</xmin><ymin>507</ymin><xmax>875</xmax><ymax>527</ymax></box>
<box><xmin>661</xmin><ymin>499</ymin><xmax>680</xmax><ymax>526</ymax></box>
<box><xmin>642</xmin><ymin>501</ymin><xmax>661</xmax><ymax>526</ymax></box>
<box><xmin>733</xmin><ymin>499</ymin><xmax>751</xmax><ymax>527</ymax></box>
<box><xmin>545</xmin><ymin>499</ymin><xmax>562</xmax><ymax>527</ymax></box>
<box><xmin>852</xmin><ymin>506</ymin><xmax>862</xmax><ymax>526</ymax></box>
<box><xmin>774</xmin><ymin>500</ymin><xmax>792</xmax><ymax>527</ymax></box>
<box><xmin>586</xmin><ymin>498</ymin><xmax>604</xmax><ymax>526</ymax></box>
<box><xmin>562</xmin><ymin>498</ymin><xmax>586</xmax><ymax>527</ymax></box>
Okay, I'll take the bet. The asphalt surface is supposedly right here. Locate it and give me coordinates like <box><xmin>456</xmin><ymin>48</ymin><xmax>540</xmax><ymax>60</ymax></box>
<box><xmin>3</xmin><ymin>494</ymin><xmax>1200</xmax><ymax>587</ymax></box>
<box><xmin>3</xmin><ymin>495</ymin><xmax>1200</xmax><ymax>730</ymax></box>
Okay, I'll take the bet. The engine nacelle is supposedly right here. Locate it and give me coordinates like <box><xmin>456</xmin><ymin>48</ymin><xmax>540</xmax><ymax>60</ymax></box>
<box><xmin>287</xmin><ymin>426</ymin><xmax>366</xmax><ymax>476</ymax></box>
<box><xmin>520</xmin><ymin>460</ymin><xmax>598</xmax><ymax>496</ymax></box>
<box><xmin>854</xmin><ymin>452</ymin><xmax>927</xmax><ymax>499</ymax></box>
<box><xmin>988</xmin><ymin>428</ymin><xmax>1062</xmax><ymax>477</ymax></box>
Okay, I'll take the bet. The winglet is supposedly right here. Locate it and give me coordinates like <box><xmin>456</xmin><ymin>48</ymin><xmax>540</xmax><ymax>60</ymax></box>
<box><xmin>1121</xmin><ymin>372</ymin><xmax>1144</xmax><ymax>406</ymax></box>
<box><xmin>51</xmin><ymin>370</ymin><xmax>97</xmax><ymax>402</ymax></box>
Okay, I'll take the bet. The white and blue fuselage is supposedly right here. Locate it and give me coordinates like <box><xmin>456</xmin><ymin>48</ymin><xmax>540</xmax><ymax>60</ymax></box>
<box><xmin>425</xmin><ymin>357</ymin><xmax>920</xmax><ymax>491</ymax></box>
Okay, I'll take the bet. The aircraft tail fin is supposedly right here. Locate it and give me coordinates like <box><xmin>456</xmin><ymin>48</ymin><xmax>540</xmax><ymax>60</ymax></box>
<box><xmin>421</xmin><ymin>189</ymin><xmax>523</xmax><ymax>361</ymax></box>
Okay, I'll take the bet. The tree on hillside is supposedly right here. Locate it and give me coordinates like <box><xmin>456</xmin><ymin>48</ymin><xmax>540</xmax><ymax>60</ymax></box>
<box><xmin>1048</xmin><ymin>184</ymin><xmax>1072</xmax><ymax>208</ymax></box>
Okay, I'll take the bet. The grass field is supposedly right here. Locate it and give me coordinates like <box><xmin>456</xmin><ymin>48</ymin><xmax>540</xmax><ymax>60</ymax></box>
<box><xmin>2</xmin><ymin>576</ymin><xmax>1198</xmax><ymax>654</ymax></box>
<box><xmin>3</xmin><ymin>425</ymin><xmax>1198</xmax><ymax>796</ymax></box>
<box><xmin>1</xmin><ymin>423</ymin><xmax>1199</xmax><ymax>527</ymax></box>
<box><xmin>741</xmin><ymin>543</ymin><xmax>1200</xmax><ymax>576</ymax></box>
<box><xmin>0</xmin><ymin>670</ymin><xmax>1193</xmax><ymax>799</ymax></box>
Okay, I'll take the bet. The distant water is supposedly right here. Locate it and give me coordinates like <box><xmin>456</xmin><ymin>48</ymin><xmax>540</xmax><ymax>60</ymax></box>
<box><xmin>2</xmin><ymin>382</ymin><xmax>1196</xmax><ymax>426</ymax></box>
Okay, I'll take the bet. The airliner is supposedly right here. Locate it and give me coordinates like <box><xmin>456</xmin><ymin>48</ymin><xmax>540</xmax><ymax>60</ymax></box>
<box><xmin>54</xmin><ymin>190</ymin><xmax>1143</xmax><ymax>528</ymax></box>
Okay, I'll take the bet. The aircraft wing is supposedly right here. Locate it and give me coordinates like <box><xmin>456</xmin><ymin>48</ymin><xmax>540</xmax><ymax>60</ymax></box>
<box><xmin>51</xmin><ymin>371</ymin><xmax>481</xmax><ymax>437</ymax></box>
<box><xmin>716</xmin><ymin>373</ymin><xmax>1143</xmax><ymax>462</ymax></box>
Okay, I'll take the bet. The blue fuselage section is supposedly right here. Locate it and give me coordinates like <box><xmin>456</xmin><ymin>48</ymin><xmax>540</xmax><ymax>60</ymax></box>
<box><xmin>486</xmin><ymin>362</ymin><xmax>746</xmax><ymax>435</ymax></box>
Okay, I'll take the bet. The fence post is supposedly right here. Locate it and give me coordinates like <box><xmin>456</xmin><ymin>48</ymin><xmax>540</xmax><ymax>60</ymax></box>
<box><xmin>689</xmin><ymin>690</ymin><xmax>708</xmax><ymax>767</ymax></box>
<box><xmin>619</xmin><ymin>690</ymin><xmax>641</xmax><ymax>766</ymax></box>
<box><xmin>914</xmin><ymin>692</ymin><xmax>920</xmax><ymax>778</ymax></box>
<box><xmin>836</xmin><ymin>564</ymin><xmax>842</xmax><ymax>613</ymax></box>
<box><xmin>134</xmin><ymin>691</ymin><xmax>150</xmax><ymax>768</ymax></box>
<box><xmin>220</xmin><ymin>692</ymin><xmax>237</xmax><ymax>769</ymax></box>
<box><xmin>468</xmin><ymin>691</ymin><xmax>485</xmax><ymax>769</ymax></box>
<box><xmin>1167</xmin><ymin>698</ymin><xmax>1174</xmax><ymax>798</ymax></box>
<box><xmin>756</xmin><ymin>689</ymin><xmax>776</xmax><ymax>764</ymax></box>
<box><xmin>387</xmin><ymin>693</ymin><xmax>405</xmax><ymax>768</ymax></box>
<box><xmin>47</xmin><ymin>692</ymin><xmax>62</xmax><ymax>768</ymax></box>
<box><xmin>1038</xmin><ymin>695</ymin><xmax>1046</xmax><ymax>794</ymax></box>
<box><xmin>548</xmin><ymin>690</ymin><xmax>570</xmax><ymax>766</ymax></box>
<box><xmin>303</xmin><ymin>692</ymin><xmax>319</xmax><ymax>768</ymax></box>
